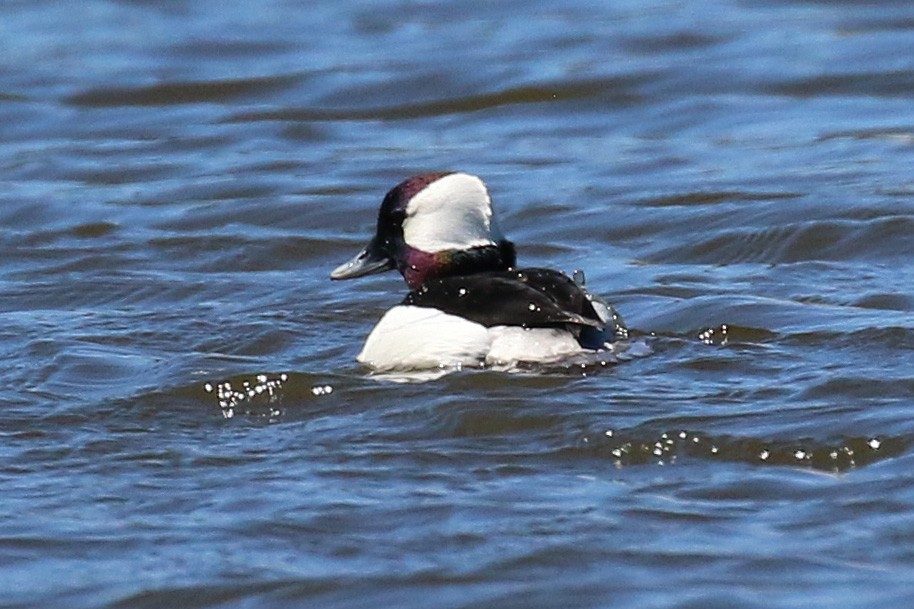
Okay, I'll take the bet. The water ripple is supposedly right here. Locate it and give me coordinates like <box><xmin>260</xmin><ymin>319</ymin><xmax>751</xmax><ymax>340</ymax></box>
<box><xmin>223</xmin><ymin>76</ymin><xmax>649</xmax><ymax>123</ymax></box>
<box><xmin>648</xmin><ymin>216</ymin><xmax>914</xmax><ymax>264</ymax></box>
<box><xmin>767</xmin><ymin>69</ymin><xmax>914</xmax><ymax>98</ymax></box>
<box><xmin>65</xmin><ymin>74</ymin><xmax>305</xmax><ymax>107</ymax></box>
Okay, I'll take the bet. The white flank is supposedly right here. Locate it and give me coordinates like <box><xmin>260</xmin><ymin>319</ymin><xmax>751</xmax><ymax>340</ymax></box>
<box><xmin>402</xmin><ymin>173</ymin><xmax>498</xmax><ymax>252</ymax></box>
<box><xmin>357</xmin><ymin>305</ymin><xmax>592</xmax><ymax>375</ymax></box>
<box><xmin>485</xmin><ymin>326</ymin><xmax>584</xmax><ymax>367</ymax></box>
<box><xmin>357</xmin><ymin>306</ymin><xmax>491</xmax><ymax>371</ymax></box>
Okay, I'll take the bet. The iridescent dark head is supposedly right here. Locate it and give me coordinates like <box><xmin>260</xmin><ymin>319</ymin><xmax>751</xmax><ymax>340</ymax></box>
<box><xmin>331</xmin><ymin>172</ymin><xmax>516</xmax><ymax>289</ymax></box>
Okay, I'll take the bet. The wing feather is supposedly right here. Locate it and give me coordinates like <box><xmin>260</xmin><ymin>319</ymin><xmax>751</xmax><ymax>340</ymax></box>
<box><xmin>402</xmin><ymin>268</ymin><xmax>604</xmax><ymax>329</ymax></box>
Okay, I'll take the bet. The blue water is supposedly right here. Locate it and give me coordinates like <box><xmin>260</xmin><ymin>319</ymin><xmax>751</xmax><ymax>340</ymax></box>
<box><xmin>3</xmin><ymin>1</ymin><xmax>914</xmax><ymax>607</ymax></box>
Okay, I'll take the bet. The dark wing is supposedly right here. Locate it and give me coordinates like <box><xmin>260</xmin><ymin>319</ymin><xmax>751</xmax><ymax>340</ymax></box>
<box><xmin>402</xmin><ymin>268</ymin><xmax>604</xmax><ymax>329</ymax></box>
<box><xmin>511</xmin><ymin>268</ymin><xmax>603</xmax><ymax>323</ymax></box>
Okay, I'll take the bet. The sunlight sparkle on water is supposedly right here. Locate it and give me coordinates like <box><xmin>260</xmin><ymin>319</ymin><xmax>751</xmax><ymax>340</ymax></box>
<box><xmin>203</xmin><ymin>373</ymin><xmax>289</xmax><ymax>418</ymax></box>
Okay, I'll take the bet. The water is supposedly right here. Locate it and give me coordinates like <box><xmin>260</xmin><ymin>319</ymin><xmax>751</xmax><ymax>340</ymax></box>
<box><xmin>2</xmin><ymin>0</ymin><xmax>914</xmax><ymax>607</ymax></box>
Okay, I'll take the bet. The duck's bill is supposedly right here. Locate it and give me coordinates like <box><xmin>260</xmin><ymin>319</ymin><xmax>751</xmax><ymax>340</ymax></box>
<box><xmin>330</xmin><ymin>240</ymin><xmax>395</xmax><ymax>280</ymax></box>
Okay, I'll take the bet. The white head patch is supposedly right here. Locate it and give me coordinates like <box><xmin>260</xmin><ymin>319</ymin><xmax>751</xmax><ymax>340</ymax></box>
<box><xmin>402</xmin><ymin>173</ymin><xmax>502</xmax><ymax>253</ymax></box>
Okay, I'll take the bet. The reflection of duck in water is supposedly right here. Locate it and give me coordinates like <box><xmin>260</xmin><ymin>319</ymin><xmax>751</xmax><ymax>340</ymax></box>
<box><xmin>332</xmin><ymin>172</ymin><xmax>626</xmax><ymax>373</ymax></box>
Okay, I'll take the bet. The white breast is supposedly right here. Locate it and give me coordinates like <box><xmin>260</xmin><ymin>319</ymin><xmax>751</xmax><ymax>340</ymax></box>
<box><xmin>356</xmin><ymin>305</ymin><xmax>589</xmax><ymax>373</ymax></box>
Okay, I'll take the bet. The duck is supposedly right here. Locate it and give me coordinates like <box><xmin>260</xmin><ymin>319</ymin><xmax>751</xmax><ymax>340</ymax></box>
<box><xmin>331</xmin><ymin>172</ymin><xmax>626</xmax><ymax>373</ymax></box>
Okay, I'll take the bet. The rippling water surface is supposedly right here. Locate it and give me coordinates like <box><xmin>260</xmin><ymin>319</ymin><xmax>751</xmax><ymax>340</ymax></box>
<box><xmin>3</xmin><ymin>1</ymin><xmax>914</xmax><ymax>607</ymax></box>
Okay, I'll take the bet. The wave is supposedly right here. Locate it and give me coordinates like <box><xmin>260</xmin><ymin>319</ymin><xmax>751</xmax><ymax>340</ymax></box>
<box><xmin>168</xmin><ymin>364</ymin><xmax>911</xmax><ymax>473</ymax></box>
<box><xmin>65</xmin><ymin>74</ymin><xmax>305</xmax><ymax>107</ymax></box>
<box><xmin>648</xmin><ymin>216</ymin><xmax>914</xmax><ymax>265</ymax></box>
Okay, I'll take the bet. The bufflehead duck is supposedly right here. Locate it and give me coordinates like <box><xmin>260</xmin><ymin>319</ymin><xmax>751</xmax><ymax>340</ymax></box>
<box><xmin>331</xmin><ymin>172</ymin><xmax>626</xmax><ymax>373</ymax></box>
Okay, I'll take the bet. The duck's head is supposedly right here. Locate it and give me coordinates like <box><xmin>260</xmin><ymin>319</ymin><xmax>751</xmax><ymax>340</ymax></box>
<box><xmin>331</xmin><ymin>172</ymin><xmax>516</xmax><ymax>289</ymax></box>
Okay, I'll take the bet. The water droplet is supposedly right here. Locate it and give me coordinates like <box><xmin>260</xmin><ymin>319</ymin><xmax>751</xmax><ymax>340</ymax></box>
<box><xmin>310</xmin><ymin>384</ymin><xmax>334</xmax><ymax>396</ymax></box>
